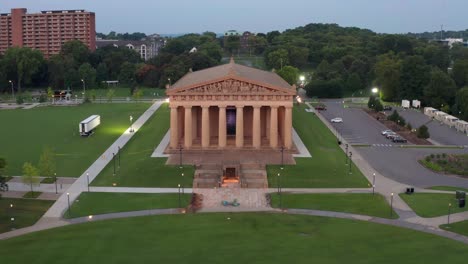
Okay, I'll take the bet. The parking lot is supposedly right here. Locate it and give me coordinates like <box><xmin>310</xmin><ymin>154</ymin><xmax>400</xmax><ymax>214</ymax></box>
<box><xmin>315</xmin><ymin>99</ymin><xmax>468</xmax><ymax>188</ymax></box>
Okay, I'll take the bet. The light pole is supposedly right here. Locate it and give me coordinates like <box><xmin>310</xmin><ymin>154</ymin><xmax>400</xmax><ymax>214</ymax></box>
<box><xmin>9</xmin><ymin>80</ymin><xmax>14</xmax><ymax>100</ymax></box>
<box><xmin>86</xmin><ymin>172</ymin><xmax>90</xmax><ymax>192</ymax></box>
<box><xmin>390</xmin><ymin>193</ymin><xmax>394</xmax><ymax>217</ymax></box>
<box><xmin>280</xmin><ymin>146</ymin><xmax>285</xmax><ymax>169</ymax></box>
<box><xmin>448</xmin><ymin>203</ymin><xmax>452</xmax><ymax>224</ymax></box>
<box><xmin>178</xmin><ymin>184</ymin><xmax>181</xmax><ymax>208</ymax></box>
<box><xmin>348</xmin><ymin>151</ymin><xmax>353</xmax><ymax>174</ymax></box>
<box><xmin>181</xmin><ymin>173</ymin><xmax>185</xmax><ymax>194</ymax></box>
<box><xmin>178</xmin><ymin>144</ymin><xmax>183</xmax><ymax>169</ymax></box>
<box><xmin>372</xmin><ymin>173</ymin><xmax>376</xmax><ymax>195</ymax></box>
<box><xmin>345</xmin><ymin>144</ymin><xmax>349</xmax><ymax>165</ymax></box>
<box><xmin>118</xmin><ymin>146</ymin><xmax>121</xmax><ymax>168</ymax></box>
<box><xmin>372</xmin><ymin>87</ymin><xmax>379</xmax><ymax>95</ymax></box>
<box><xmin>9</xmin><ymin>204</ymin><xmax>13</xmax><ymax>229</ymax></box>
<box><xmin>277</xmin><ymin>173</ymin><xmax>280</xmax><ymax>193</ymax></box>
<box><xmin>81</xmin><ymin>79</ymin><xmax>86</xmax><ymax>99</ymax></box>
<box><xmin>112</xmin><ymin>152</ymin><xmax>116</xmax><ymax>176</ymax></box>
<box><xmin>130</xmin><ymin>115</ymin><xmax>134</xmax><ymax>133</ymax></box>
<box><xmin>67</xmin><ymin>192</ymin><xmax>71</xmax><ymax>217</ymax></box>
<box><xmin>54</xmin><ymin>172</ymin><xmax>58</xmax><ymax>194</ymax></box>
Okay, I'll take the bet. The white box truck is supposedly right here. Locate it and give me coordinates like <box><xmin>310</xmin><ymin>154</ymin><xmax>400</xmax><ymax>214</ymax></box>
<box><xmin>79</xmin><ymin>115</ymin><xmax>101</xmax><ymax>136</ymax></box>
<box><xmin>401</xmin><ymin>100</ymin><xmax>410</xmax><ymax>109</ymax></box>
<box><xmin>412</xmin><ymin>100</ymin><xmax>421</xmax><ymax>108</ymax></box>
<box><xmin>455</xmin><ymin>120</ymin><xmax>468</xmax><ymax>135</ymax></box>
<box><xmin>424</xmin><ymin>107</ymin><xmax>437</xmax><ymax>117</ymax></box>
<box><xmin>444</xmin><ymin>115</ymin><xmax>459</xmax><ymax>127</ymax></box>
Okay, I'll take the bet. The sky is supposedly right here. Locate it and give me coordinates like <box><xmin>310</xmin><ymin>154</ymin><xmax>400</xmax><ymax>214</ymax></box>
<box><xmin>2</xmin><ymin>0</ymin><xmax>468</xmax><ymax>35</ymax></box>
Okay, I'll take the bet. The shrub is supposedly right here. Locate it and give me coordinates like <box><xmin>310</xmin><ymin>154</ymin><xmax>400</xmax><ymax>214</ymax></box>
<box><xmin>425</xmin><ymin>156</ymin><xmax>431</xmax><ymax>162</ymax></box>
<box><xmin>388</xmin><ymin>110</ymin><xmax>399</xmax><ymax>122</ymax></box>
<box><xmin>436</xmin><ymin>154</ymin><xmax>440</xmax><ymax>159</ymax></box>
<box><xmin>417</xmin><ymin>125</ymin><xmax>430</xmax><ymax>139</ymax></box>
<box><xmin>16</xmin><ymin>94</ymin><xmax>24</xmax><ymax>104</ymax></box>
<box><xmin>406</xmin><ymin>122</ymin><xmax>412</xmax><ymax>130</ymax></box>
<box><xmin>442</xmin><ymin>153</ymin><xmax>447</xmax><ymax>158</ymax></box>
<box><xmin>39</xmin><ymin>93</ymin><xmax>48</xmax><ymax>103</ymax></box>
<box><xmin>430</xmin><ymin>154</ymin><xmax>435</xmax><ymax>158</ymax></box>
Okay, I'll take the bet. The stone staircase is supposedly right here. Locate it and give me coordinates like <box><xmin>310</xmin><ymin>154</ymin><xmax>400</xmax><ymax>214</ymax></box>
<box><xmin>240</xmin><ymin>163</ymin><xmax>268</xmax><ymax>188</ymax></box>
<box><xmin>193</xmin><ymin>163</ymin><xmax>268</xmax><ymax>189</ymax></box>
<box><xmin>193</xmin><ymin>164</ymin><xmax>222</xmax><ymax>188</ymax></box>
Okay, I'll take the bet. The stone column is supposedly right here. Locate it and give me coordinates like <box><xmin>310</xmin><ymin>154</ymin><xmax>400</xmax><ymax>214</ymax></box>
<box><xmin>236</xmin><ymin>106</ymin><xmax>244</xmax><ymax>148</ymax></box>
<box><xmin>170</xmin><ymin>106</ymin><xmax>178</xmax><ymax>149</ymax></box>
<box><xmin>270</xmin><ymin>106</ymin><xmax>278</xmax><ymax>148</ymax></box>
<box><xmin>218</xmin><ymin>106</ymin><xmax>226</xmax><ymax>148</ymax></box>
<box><xmin>253</xmin><ymin>106</ymin><xmax>261</xmax><ymax>149</ymax></box>
<box><xmin>201</xmin><ymin>105</ymin><xmax>210</xmax><ymax>148</ymax></box>
<box><xmin>284</xmin><ymin>106</ymin><xmax>292</xmax><ymax>149</ymax></box>
<box><xmin>184</xmin><ymin>106</ymin><xmax>192</xmax><ymax>149</ymax></box>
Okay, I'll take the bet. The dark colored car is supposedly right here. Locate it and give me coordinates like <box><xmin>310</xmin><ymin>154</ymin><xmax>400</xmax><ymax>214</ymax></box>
<box><xmin>392</xmin><ymin>136</ymin><xmax>407</xmax><ymax>143</ymax></box>
<box><xmin>315</xmin><ymin>105</ymin><xmax>327</xmax><ymax>110</ymax></box>
<box><xmin>383</xmin><ymin>105</ymin><xmax>392</xmax><ymax>111</ymax></box>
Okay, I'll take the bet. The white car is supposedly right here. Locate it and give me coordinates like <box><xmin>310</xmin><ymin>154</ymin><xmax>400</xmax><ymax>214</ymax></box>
<box><xmin>381</xmin><ymin>130</ymin><xmax>394</xmax><ymax>135</ymax></box>
<box><xmin>331</xmin><ymin>117</ymin><xmax>343</xmax><ymax>123</ymax></box>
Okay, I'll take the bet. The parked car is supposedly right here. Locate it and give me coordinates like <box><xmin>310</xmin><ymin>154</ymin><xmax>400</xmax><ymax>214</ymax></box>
<box><xmin>383</xmin><ymin>105</ymin><xmax>392</xmax><ymax>111</ymax></box>
<box><xmin>315</xmin><ymin>104</ymin><xmax>327</xmax><ymax>110</ymax></box>
<box><xmin>331</xmin><ymin>117</ymin><xmax>343</xmax><ymax>123</ymax></box>
<box><xmin>381</xmin><ymin>130</ymin><xmax>394</xmax><ymax>135</ymax></box>
<box><xmin>386</xmin><ymin>133</ymin><xmax>398</xmax><ymax>140</ymax></box>
<box><xmin>392</xmin><ymin>136</ymin><xmax>407</xmax><ymax>143</ymax></box>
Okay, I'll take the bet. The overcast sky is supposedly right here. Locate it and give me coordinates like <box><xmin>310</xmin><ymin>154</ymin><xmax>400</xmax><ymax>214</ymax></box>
<box><xmin>2</xmin><ymin>0</ymin><xmax>467</xmax><ymax>34</ymax></box>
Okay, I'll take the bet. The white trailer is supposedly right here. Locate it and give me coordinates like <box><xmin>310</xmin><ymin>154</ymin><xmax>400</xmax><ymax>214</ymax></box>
<box><xmin>444</xmin><ymin>115</ymin><xmax>459</xmax><ymax>127</ymax></box>
<box><xmin>412</xmin><ymin>100</ymin><xmax>421</xmax><ymax>108</ymax></box>
<box><xmin>434</xmin><ymin>111</ymin><xmax>448</xmax><ymax>122</ymax></box>
<box><xmin>401</xmin><ymin>100</ymin><xmax>410</xmax><ymax>109</ymax></box>
<box><xmin>79</xmin><ymin>115</ymin><xmax>101</xmax><ymax>136</ymax></box>
<box><xmin>455</xmin><ymin>120</ymin><xmax>468</xmax><ymax>135</ymax></box>
<box><xmin>424</xmin><ymin>107</ymin><xmax>437</xmax><ymax>117</ymax></box>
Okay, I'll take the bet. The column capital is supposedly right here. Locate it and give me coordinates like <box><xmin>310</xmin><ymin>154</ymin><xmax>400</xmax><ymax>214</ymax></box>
<box><xmin>218</xmin><ymin>105</ymin><xmax>227</xmax><ymax>109</ymax></box>
<box><xmin>270</xmin><ymin>105</ymin><xmax>279</xmax><ymax>109</ymax></box>
<box><xmin>253</xmin><ymin>105</ymin><xmax>262</xmax><ymax>109</ymax></box>
<box><xmin>169</xmin><ymin>105</ymin><xmax>178</xmax><ymax>109</ymax></box>
<box><xmin>201</xmin><ymin>105</ymin><xmax>210</xmax><ymax>109</ymax></box>
<box><xmin>184</xmin><ymin>105</ymin><xmax>192</xmax><ymax>109</ymax></box>
<box><xmin>236</xmin><ymin>105</ymin><xmax>245</xmax><ymax>109</ymax></box>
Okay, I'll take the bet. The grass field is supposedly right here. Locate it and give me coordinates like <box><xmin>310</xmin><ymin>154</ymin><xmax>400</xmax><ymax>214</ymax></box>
<box><xmin>88</xmin><ymin>87</ymin><xmax>167</xmax><ymax>98</ymax></box>
<box><xmin>1</xmin><ymin>213</ymin><xmax>468</xmax><ymax>263</ymax></box>
<box><xmin>92</xmin><ymin>104</ymin><xmax>194</xmax><ymax>187</ymax></box>
<box><xmin>0</xmin><ymin>103</ymin><xmax>149</xmax><ymax>177</ymax></box>
<box><xmin>0</xmin><ymin>198</ymin><xmax>54</xmax><ymax>234</ymax></box>
<box><xmin>429</xmin><ymin>186</ymin><xmax>468</xmax><ymax>192</ymax></box>
<box><xmin>267</xmin><ymin>105</ymin><xmax>369</xmax><ymax>188</ymax></box>
<box><xmin>399</xmin><ymin>193</ymin><xmax>467</xmax><ymax>217</ymax></box>
<box><xmin>64</xmin><ymin>192</ymin><xmax>192</xmax><ymax>218</ymax></box>
<box><xmin>441</xmin><ymin>220</ymin><xmax>468</xmax><ymax>236</ymax></box>
<box><xmin>270</xmin><ymin>193</ymin><xmax>397</xmax><ymax>219</ymax></box>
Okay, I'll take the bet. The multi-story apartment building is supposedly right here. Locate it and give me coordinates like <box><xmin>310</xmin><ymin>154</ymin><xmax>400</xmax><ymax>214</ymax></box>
<box><xmin>0</xmin><ymin>8</ymin><xmax>95</xmax><ymax>58</ymax></box>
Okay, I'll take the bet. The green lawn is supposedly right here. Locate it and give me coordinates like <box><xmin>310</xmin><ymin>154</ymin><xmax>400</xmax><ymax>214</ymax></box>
<box><xmin>1</xmin><ymin>213</ymin><xmax>468</xmax><ymax>263</ymax></box>
<box><xmin>64</xmin><ymin>192</ymin><xmax>192</xmax><ymax>218</ymax></box>
<box><xmin>88</xmin><ymin>87</ymin><xmax>167</xmax><ymax>99</ymax></box>
<box><xmin>441</xmin><ymin>220</ymin><xmax>468</xmax><ymax>236</ymax></box>
<box><xmin>270</xmin><ymin>193</ymin><xmax>397</xmax><ymax>219</ymax></box>
<box><xmin>0</xmin><ymin>198</ymin><xmax>54</xmax><ymax>234</ymax></box>
<box><xmin>92</xmin><ymin>104</ymin><xmax>194</xmax><ymax>187</ymax></box>
<box><xmin>399</xmin><ymin>193</ymin><xmax>467</xmax><ymax>217</ymax></box>
<box><xmin>267</xmin><ymin>105</ymin><xmax>369</xmax><ymax>188</ymax></box>
<box><xmin>429</xmin><ymin>186</ymin><xmax>468</xmax><ymax>192</ymax></box>
<box><xmin>226</xmin><ymin>56</ymin><xmax>267</xmax><ymax>70</ymax></box>
<box><xmin>0</xmin><ymin>103</ymin><xmax>149</xmax><ymax>177</ymax></box>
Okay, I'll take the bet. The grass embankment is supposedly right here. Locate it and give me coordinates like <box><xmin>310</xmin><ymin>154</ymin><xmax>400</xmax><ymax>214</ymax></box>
<box><xmin>64</xmin><ymin>192</ymin><xmax>192</xmax><ymax>219</ymax></box>
<box><xmin>92</xmin><ymin>104</ymin><xmax>194</xmax><ymax>187</ymax></box>
<box><xmin>419</xmin><ymin>154</ymin><xmax>468</xmax><ymax>176</ymax></box>
<box><xmin>399</xmin><ymin>193</ymin><xmax>468</xmax><ymax>217</ymax></box>
<box><xmin>267</xmin><ymin>105</ymin><xmax>369</xmax><ymax>188</ymax></box>
<box><xmin>270</xmin><ymin>193</ymin><xmax>397</xmax><ymax>219</ymax></box>
<box><xmin>0</xmin><ymin>103</ymin><xmax>149</xmax><ymax>177</ymax></box>
<box><xmin>1</xmin><ymin>213</ymin><xmax>467</xmax><ymax>263</ymax></box>
<box><xmin>0</xmin><ymin>198</ymin><xmax>53</xmax><ymax>233</ymax></box>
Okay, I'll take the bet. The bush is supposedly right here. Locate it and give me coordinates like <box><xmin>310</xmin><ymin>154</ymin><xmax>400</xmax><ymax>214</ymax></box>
<box><xmin>16</xmin><ymin>94</ymin><xmax>24</xmax><ymax>104</ymax></box>
<box><xmin>397</xmin><ymin>117</ymin><xmax>406</xmax><ymax>127</ymax></box>
<box><xmin>388</xmin><ymin>110</ymin><xmax>399</xmax><ymax>122</ymax></box>
<box><xmin>39</xmin><ymin>93</ymin><xmax>48</xmax><ymax>103</ymax></box>
<box><xmin>442</xmin><ymin>153</ymin><xmax>447</xmax><ymax>158</ymax></box>
<box><xmin>417</xmin><ymin>125</ymin><xmax>430</xmax><ymax>139</ymax></box>
<box><xmin>305</xmin><ymin>79</ymin><xmax>344</xmax><ymax>98</ymax></box>
<box><xmin>368</xmin><ymin>96</ymin><xmax>376</xmax><ymax>109</ymax></box>
<box><xmin>406</xmin><ymin>122</ymin><xmax>412</xmax><ymax>130</ymax></box>
<box><xmin>374</xmin><ymin>100</ymin><xmax>383</xmax><ymax>112</ymax></box>
<box><xmin>425</xmin><ymin>156</ymin><xmax>431</xmax><ymax>162</ymax></box>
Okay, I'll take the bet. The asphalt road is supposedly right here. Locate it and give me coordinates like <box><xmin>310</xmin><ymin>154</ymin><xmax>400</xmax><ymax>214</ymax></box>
<box><xmin>395</xmin><ymin>107</ymin><xmax>468</xmax><ymax>146</ymax></box>
<box><xmin>316</xmin><ymin>99</ymin><xmax>468</xmax><ymax>188</ymax></box>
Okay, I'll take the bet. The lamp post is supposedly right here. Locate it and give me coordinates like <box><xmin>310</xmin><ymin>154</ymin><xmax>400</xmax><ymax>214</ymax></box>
<box><xmin>178</xmin><ymin>184</ymin><xmax>181</xmax><ymax>208</ymax></box>
<box><xmin>86</xmin><ymin>172</ymin><xmax>90</xmax><ymax>192</ymax></box>
<box><xmin>348</xmin><ymin>151</ymin><xmax>352</xmax><ymax>174</ymax></box>
<box><xmin>372</xmin><ymin>173</ymin><xmax>376</xmax><ymax>195</ymax></box>
<box><xmin>54</xmin><ymin>172</ymin><xmax>58</xmax><ymax>194</ymax></box>
<box><xmin>345</xmin><ymin>144</ymin><xmax>349</xmax><ymax>165</ymax></box>
<box><xmin>112</xmin><ymin>152</ymin><xmax>116</xmax><ymax>176</ymax></box>
<box><xmin>118</xmin><ymin>146</ymin><xmax>121</xmax><ymax>168</ymax></box>
<box><xmin>390</xmin><ymin>193</ymin><xmax>394</xmax><ymax>217</ymax></box>
<box><xmin>129</xmin><ymin>115</ymin><xmax>134</xmax><ymax>133</ymax></box>
<box><xmin>181</xmin><ymin>173</ymin><xmax>185</xmax><ymax>194</ymax></box>
<box><xmin>448</xmin><ymin>203</ymin><xmax>452</xmax><ymax>224</ymax></box>
<box><xmin>277</xmin><ymin>173</ymin><xmax>280</xmax><ymax>193</ymax></box>
<box><xmin>81</xmin><ymin>79</ymin><xmax>86</xmax><ymax>99</ymax></box>
<box><xmin>178</xmin><ymin>144</ymin><xmax>183</xmax><ymax>169</ymax></box>
<box><xmin>372</xmin><ymin>87</ymin><xmax>379</xmax><ymax>94</ymax></box>
<box><xmin>67</xmin><ymin>192</ymin><xmax>71</xmax><ymax>217</ymax></box>
<box><xmin>280</xmin><ymin>146</ymin><xmax>285</xmax><ymax>169</ymax></box>
<box><xmin>9</xmin><ymin>204</ymin><xmax>13</xmax><ymax>229</ymax></box>
<box><xmin>8</xmin><ymin>80</ymin><xmax>14</xmax><ymax>100</ymax></box>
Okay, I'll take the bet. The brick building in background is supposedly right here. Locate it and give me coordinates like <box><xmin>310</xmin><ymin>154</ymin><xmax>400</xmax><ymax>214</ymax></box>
<box><xmin>0</xmin><ymin>8</ymin><xmax>95</xmax><ymax>58</ymax></box>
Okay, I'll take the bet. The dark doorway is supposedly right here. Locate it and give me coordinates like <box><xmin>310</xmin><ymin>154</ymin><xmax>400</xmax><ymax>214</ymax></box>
<box><xmin>227</xmin><ymin>108</ymin><xmax>236</xmax><ymax>135</ymax></box>
<box><xmin>225</xmin><ymin>167</ymin><xmax>236</xmax><ymax>178</ymax></box>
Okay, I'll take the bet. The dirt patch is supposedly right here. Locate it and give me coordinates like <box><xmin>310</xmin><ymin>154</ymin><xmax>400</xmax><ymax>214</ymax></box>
<box><xmin>364</xmin><ymin>109</ymin><xmax>432</xmax><ymax>145</ymax></box>
<box><xmin>420</xmin><ymin>153</ymin><xmax>468</xmax><ymax>177</ymax></box>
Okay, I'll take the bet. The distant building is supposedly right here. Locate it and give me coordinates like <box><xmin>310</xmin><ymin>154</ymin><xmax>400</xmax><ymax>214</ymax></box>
<box><xmin>189</xmin><ymin>47</ymin><xmax>197</xmax><ymax>53</ymax></box>
<box><xmin>240</xmin><ymin>31</ymin><xmax>255</xmax><ymax>49</ymax></box>
<box><xmin>96</xmin><ymin>37</ymin><xmax>164</xmax><ymax>61</ymax></box>
<box><xmin>433</xmin><ymin>38</ymin><xmax>468</xmax><ymax>48</ymax></box>
<box><xmin>0</xmin><ymin>8</ymin><xmax>96</xmax><ymax>58</ymax></box>
<box><xmin>224</xmin><ymin>30</ymin><xmax>240</xmax><ymax>37</ymax></box>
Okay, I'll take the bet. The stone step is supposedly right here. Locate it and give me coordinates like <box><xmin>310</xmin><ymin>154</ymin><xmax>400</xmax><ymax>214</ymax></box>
<box><xmin>242</xmin><ymin>173</ymin><xmax>266</xmax><ymax>179</ymax></box>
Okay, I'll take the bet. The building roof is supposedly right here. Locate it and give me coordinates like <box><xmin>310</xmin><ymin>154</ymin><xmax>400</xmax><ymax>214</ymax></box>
<box><xmin>169</xmin><ymin>58</ymin><xmax>292</xmax><ymax>91</ymax></box>
<box><xmin>96</xmin><ymin>40</ymin><xmax>150</xmax><ymax>48</ymax></box>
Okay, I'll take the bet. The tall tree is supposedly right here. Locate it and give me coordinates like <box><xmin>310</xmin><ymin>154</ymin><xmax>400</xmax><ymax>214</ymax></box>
<box><xmin>276</xmin><ymin>66</ymin><xmax>300</xmax><ymax>85</ymax></box>
<box><xmin>451</xmin><ymin>59</ymin><xmax>468</xmax><ymax>88</ymax></box>
<box><xmin>118</xmin><ymin>62</ymin><xmax>137</xmax><ymax>85</ymax></box>
<box><xmin>423</xmin><ymin>68</ymin><xmax>457</xmax><ymax>108</ymax></box>
<box><xmin>399</xmin><ymin>55</ymin><xmax>430</xmax><ymax>100</ymax></box>
<box><xmin>2</xmin><ymin>47</ymin><xmax>44</xmax><ymax>92</ymax></box>
<box><xmin>78</xmin><ymin>63</ymin><xmax>97</xmax><ymax>89</ymax></box>
<box><xmin>22</xmin><ymin>162</ymin><xmax>39</xmax><ymax>195</ymax></box>
<box><xmin>455</xmin><ymin>87</ymin><xmax>468</xmax><ymax>121</ymax></box>
<box><xmin>38</xmin><ymin>147</ymin><xmax>56</xmax><ymax>179</ymax></box>
<box><xmin>374</xmin><ymin>53</ymin><xmax>401</xmax><ymax>101</ymax></box>
<box><xmin>266</xmin><ymin>49</ymin><xmax>289</xmax><ymax>70</ymax></box>
<box><xmin>60</xmin><ymin>40</ymin><xmax>90</xmax><ymax>67</ymax></box>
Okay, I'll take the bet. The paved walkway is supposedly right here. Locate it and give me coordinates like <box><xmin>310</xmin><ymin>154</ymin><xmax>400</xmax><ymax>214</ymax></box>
<box><xmin>195</xmin><ymin>188</ymin><xmax>269</xmax><ymax>212</ymax></box>
<box><xmin>42</xmin><ymin>101</ymin><xmax>163</xmax><ymax>219</ymax></box>
<box><xmin>151</xmin><ymin>130</ymin><xmax>170</xmax><ymax>157</ymax></box>
<box><xmin>90</xmin><ymin>187</ymin><xmax>192</xmax><ymax>194</ymax></box>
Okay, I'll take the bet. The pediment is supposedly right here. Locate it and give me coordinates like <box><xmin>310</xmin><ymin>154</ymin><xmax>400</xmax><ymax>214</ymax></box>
<box><xmin>168</xmin><ymin>78</ymin><xmax>295</xmax><ymax>96</ymax></box>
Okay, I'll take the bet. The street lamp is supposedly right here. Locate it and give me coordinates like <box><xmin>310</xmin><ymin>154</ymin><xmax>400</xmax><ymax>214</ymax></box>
<box><xmin>54</xmin><ymin>172</ymin><xmax>58</xmax><ymax>194</ymax></box>
<box><xmin>345</xmin><ymin>144</ymin><xmax>349</xmax><ymax>165</ymax></box>
<box><xmin>372</xmin><ymin>173</ymin><xmax>376</xmax><ymax>195</ymax></box>
<box><xmin>178</xmin><ymin>144</ymin><xmax>183</xmax><ymax>169</ymax></box>
<box><xmin>390</xmin><ymin>193</ymin><xmax>394</xmax><ymax>217</ymax></box>
<box><xmin>280</xmin><ymin>146</ymin><xmax>285</xmax><ymax>169</ymax></box>
<box><xmin>81</xmin><ymin>79</ymin><xmax>86</xmax><ymax>99</ymax></box>
<box><xmin>178</xmin><ymin>184</ymin><xmax>181</xmax><ymax>208</ymax></box>
<box><xmin>118</xmin><ymin>146</ymin><xmax>121</xmax><ymax>168</ymax></box>
<box><xmin>8</xmin><ymin>80</ymin><xmax>14</xmax><ymax>100</ymax></box>
<box><xmin>67</xmin><ymin>192</ymin><xmax>71</xmax><ymax>217</ymax></box>
<box><xmin>277</xmin><ymin>173</ymin><xmax>281</xmax><ymax>193</ymax></box>
<box><xmin>130</xmin><ymin>115</ymin><xmax>134</xmax><ymax>133</ymax></box>
<box><xmin>348</xmin><ymin>151</ymin><xmax>353</xmax><ymax>174</ymax></box>
<box><xmin>371</xmin><ymin>87</ymin><xmax>379</xmax><ymax>94</ymax></box>
<box><xmin>448</xmin><ymin>203</ymin><xmax>452</xmax><ymax>224</ymax></box>
<box><xmin>112</xmin><ymin>152</ymin><xmax>116</xmax><ymax>176</ymax></box>
<box><xmin>86</xmin><ymin>172</ymin><xmax>90</xmax><ymax>192</ymax></box>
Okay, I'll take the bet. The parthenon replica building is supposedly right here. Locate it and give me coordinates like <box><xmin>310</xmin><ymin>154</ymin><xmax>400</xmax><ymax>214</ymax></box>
<box><xmin>166</xmin><ymin>58</ymin><xmax>297</xmax><ymax>151</ymax></box>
